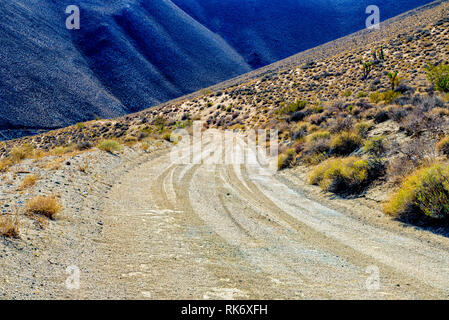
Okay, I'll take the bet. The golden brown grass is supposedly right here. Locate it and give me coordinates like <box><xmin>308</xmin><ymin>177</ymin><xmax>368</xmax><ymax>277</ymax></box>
<box><xmin>0</xmin><ymin>215</ymin><xmax>20</xmax><ymax>239</ymax></box>
<box><xmin>19</xmin><ymin>174</ymin><xmax>39</xmax><ymax>190</ymax></box>
<box><xmin>25</xmin><ymin>196</ymin><xmax>62</xmax><ymax>220</ymax></box>
<box><xmin>0</xmin><ymin>158</ymin><xmax>12</xmax><ymax>173</ymax></box>
<box><xmin>9</xmin><ymin>144</ymin><xmax>34</xmax><ymax>163</ymax></box>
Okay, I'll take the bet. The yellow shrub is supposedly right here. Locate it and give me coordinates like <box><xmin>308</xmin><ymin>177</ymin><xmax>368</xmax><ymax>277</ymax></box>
<box><xmin>309</xmin><ymin>157</ymin><xmax>374</xmax><ymax>194</ymax></box>
<box><xmin>278</xmin><ymin>149</ymin><xmax>296</xmax><ymax>170</ymax></box>
<box><xmin>0</xmin><ymin>158</ymin><xmax>12</xmax><ymax>173</ymax></box>
<box><xmin>306</xmin><ymin>131</ymin><xmax>331</xmax><ymax>142</ymax></box>
<box><xmin>97</xmin><ymin>140</ymin><xmax>122</xmax><ymax>152</ymax></box>
<box><xmin>19</xmin><ymin>174</ymin><xmax>39</xmax><ymax>190</ymax></box>
<box><xmin>0</xmin><ymin>215</ymin><xmax>20</xmax><ymax>239</ymax></box>
<box><xmin>437</xmin><ymin>136</ymin><xmax>449</xmax><ymax>156</ymax></box>
<box><xmin>25</xmin><ymin>196</ymin><xmax>62</xmax><ymax>220</ymax></box>
<box><xmin>383</xmin><ymin>164</ymin><xmax>449</xmax><ymax>220</ymax></box>
<box><xmin>330</xmin><ymin>131</ymin><xmax>363</xmax><ymax>156</ymax></box>
<box><xmin>9</xmin><ymin>144</ymin><xmax>34</xmax><ymax>163</ymax></box>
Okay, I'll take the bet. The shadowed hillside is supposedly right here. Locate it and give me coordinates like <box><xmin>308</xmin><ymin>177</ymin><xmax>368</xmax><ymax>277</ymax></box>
<box><xmin>0</xmin><ymin>0</ymin><xmax>433</xmax><ymax>132</ymax></box>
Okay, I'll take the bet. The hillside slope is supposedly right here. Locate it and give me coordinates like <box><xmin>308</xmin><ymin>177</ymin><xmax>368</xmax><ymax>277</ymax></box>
<box><xmin>0</xmin><ymin>0</ymin><xmax>433</xmax><ymax>131</ymax></box>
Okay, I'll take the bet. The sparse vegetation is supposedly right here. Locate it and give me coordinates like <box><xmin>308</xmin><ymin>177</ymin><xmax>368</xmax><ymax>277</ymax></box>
<box><xmin>19</xmin><ymin>174</ymin><xmax>39</xmax><ymax>190</ymax></box>
<box><xmin>9</xmin><ymin>144</ymin><xmax>34</xmax><ymax>163</ymax></box>
<box><xmin>363</xmin><ymin>136</ymin><xmax>385</xmax><ymax>156</ymax></box>
<box><xmin>97</xmin><ymin>140</ymin><xmax>122</xmax><ymax>153</ymax></box>
<box><xmin>426</xmin><ymin>63</ymin><xmax>449</xmax><ymax>92</ymax></box>
<box><xmin>0</xmin><ymin>215</ymin><xmax>20</xmax><ymax>239</ymax></box>
<box><xmin>278</xmin><ymin>149</ymin><xmax>296</xmax><ymax>170</ymax></box>
<box><xmin>25</xmin><ymin>196</ymin><xmax>62</xmax><ymax>220</ymax></box>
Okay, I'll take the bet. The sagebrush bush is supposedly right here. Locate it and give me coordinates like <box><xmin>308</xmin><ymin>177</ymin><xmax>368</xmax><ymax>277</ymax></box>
<box><xmin>278</xmin><ymin>100</ymin><xmax>307</xmax><ymax>114</ymax></box>
<box><xmin>25</xmin><ymin>196</ymin><xmax>62</xmax><ymax>220</ymax></box>
<box><xmin>306</xmin><ymin>131</ymin><xmax>331</xmax><ymax>142</ymax></box>
<box><xmin>383</xmin><ymin>164</ymin><xmax>449</xmax><ymax>220</ymax></box>
<box><xmin>0</xmin><ymin>215</ymin><xmax>20</xmax><ymax>239</ymax></box>
<box><xmin>437</xmin><ymin>136</ymin><xmax>449</xmax><ymax>156</ymax></box>
<box><xmin>330</xmin><ymin>131</ymin><xmax>362</xmax><ymax>156</ymax></box>
<box><xmin>369</xmin><ymin>90</ymin><xmax>401</xmax><ymax>104</ymax></box>
<box><xmin>355</xmin><ymin>121</ymin><xmax>374</xmax><ymax>138</ymax></box>
<box><xmin>278</xmin><ymin>149</ymin><xmax>296</xmax><ymax>170</ymax></box>
<box><xmin>309</xmin><ymin>157</ymin><xmax>375</xmax><ymax>194</ymax></box>
<box><xmin>97</xmin><ymin>139</ymin><xmax>122</xmax><ymax>152</ymax></box>
<box><xmin>363</xmin><ymin>136</ymin><xmax>385</xmax><ymax>156</ymax></box>
<box><xmin>426</xmin><ymin>63</ymin><xmax>449</xmax><ymax>92</ymax></box>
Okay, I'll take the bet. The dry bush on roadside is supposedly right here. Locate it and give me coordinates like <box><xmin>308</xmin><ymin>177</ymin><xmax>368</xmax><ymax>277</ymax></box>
<box><xmin>384</xmin><ymin>163</ymin><xmax>449</xmax><ymax>221</ymax></box>
<box><xmin>278</xmin><ymin>149</ymin><xmax>297</xmax><ymax>170</ymax></box>
<box><xmin>309</xmin><ymin>157</ymin><xmax>384</xmax><ymax>194</ymax></box>
<box><xmin>0</xmin><ymin>215</ymin><xmax>20</xmax><ymax>239</ymax></box>
<box><xmin>25</xmin><ymin>196</ymin><xmax>62</xmax><ymax>220</ymax></box>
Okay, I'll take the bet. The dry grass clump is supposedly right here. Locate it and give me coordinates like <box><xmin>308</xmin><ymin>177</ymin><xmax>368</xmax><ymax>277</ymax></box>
<box><xmin>426</xmin><ymin>63</ymin><xmax>449</xmax><ymax>93</ymax></box>
<box><xmin>9</xmin><ymin>144</ymin><xmax>34</xmax><ymax>163</ymax></box>
<box><xmin>25</xmin><ymin>196</ymin><xmax>62</xmax><ymax>220</ymax></box>
<box><xmin>383</xmin><ymin>163</ymin><xmax>449</xmax><ymax>221</ymax></box>
<box><xmin>19</xmin><ymin>174</ymin><xmax>39</xmax><ymax>190</ymax></box>
<box><xmin>97</xmin><ymin>139</ymin><xmax>122</xmax><ymax>152</ymax></box>
<box><xmin>0</xmin><ymin>158</ymin><xmax>12</xmax><ymax>173</ymax></box>
<box><xmin>0</xmin><ymin>215</ymin><xmax>20</xmax><ymax>239</ymax></box>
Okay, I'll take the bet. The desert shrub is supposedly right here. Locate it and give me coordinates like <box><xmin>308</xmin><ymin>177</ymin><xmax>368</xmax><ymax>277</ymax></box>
<box><xmin>426</xmin><ymin>63</ymin><xmax>449</xmax><ymax>92</ymax></box>
<box><xmin>357</xmin><ymin>91</ymin><xmax>368</xmax><ymax>98</ymax></box>
<box><xmin>355</xmin><ymin>121</ymin><xmax>374</xmax><ymax>138</ymax></box>
<box><xmin>328</xmin><ymin>117</ymin><xmax>354</xmax><ymax>134</ymax></box>
<box><xmin>384</xmin><ymin>164</ymin><xmax>449</xmax><ymax>220</ymax></box>
<box><xmin>278</xmin><ymin>100</ymin><xmax>307</xmax><ymax>114</ymax></box>
<box><xmin>370</xmin><ymin>90</ymin><xmax>401</xmax><ymax>104</ymax></box>
<box><xmin>307</xmin><ymin>131</ymin><xmax>331</xmax><ymax>142</ymax></box>
<box><xmin>330</xmin><ymin>131</ymin><xmax>363</xmax><ymax>156</ymax></box>
<box><xmin>9</xmin><ymin>144</ymin><xmax>34</xmax><ymax>163</ymax></box>
<box><xmin>19</xmin><ymin>174</ymin><xmax>39</xmax><ymax>190</ymax></box>
<box><xmin>0</xmin><ymin>158</ymin><xmax>12</xmax><ymax>173</ymax></box>
<box><xmin>76</xmin><ymin>122</ymin><xmax>85</xmax><ymax>130</ymax></box>
<box><xmin>343</xmin><ymin>89</ymin><xmax>353</xmax><ymax>97</ymax></box>
<box><xmin>97</xmin><ymin>139</ymin><xmax>122</xmax><ymax>152</ymax></box>
<box><xmin>25</xmin><ymin>196</ymin><xmax>62</xmax><ymax>220</ymax></box>
<box><xmin>0</xmin><ymin>215</ymin><xmax>20</xmax><ymax>239</ymax></box>
<box><xmin>387</xmin><ymin>137</ymin><xmax>436</xmax><ymax>182</ymax></box>
<box><xmin>363</xmin><ymin>136</ymin><xmax>385</xmax><ymax>156</ymax></box>
<box><xmin>278</xmin><ymin>149</ymin><xmax>297</xmax><ymax>170</ymax></box>
<box><xmin>309</xmin><ymin>157</ymin><xmax>382</xmax><ymax>194</ymax></box>
<box><xmin>302</xmin><ymin>138</ymin><xmax>331</xmax><ymax>164</ymax></box>
<box><xmin>428</xmin><ymin>107</ymin><xmax>449</xmax><ymax>117</ymax></box>
<box><xmin>437</xmin><ymin>136</ymin><xmax>449</xmax><ymax>156</ymax></box>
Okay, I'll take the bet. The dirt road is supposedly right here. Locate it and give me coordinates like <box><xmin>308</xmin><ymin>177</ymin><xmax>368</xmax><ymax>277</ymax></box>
<box><xmin>80</xmin><ymin>131</ymin><xmax>449</xmax><ymax>299</ymax></box>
